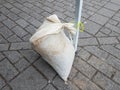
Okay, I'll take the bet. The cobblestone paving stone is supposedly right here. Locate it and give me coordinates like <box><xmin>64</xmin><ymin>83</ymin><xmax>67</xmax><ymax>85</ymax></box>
<box><xmin>0</xmin><ymin>0</ymin><xmax>120</xmax><ymax>90</ymax></box>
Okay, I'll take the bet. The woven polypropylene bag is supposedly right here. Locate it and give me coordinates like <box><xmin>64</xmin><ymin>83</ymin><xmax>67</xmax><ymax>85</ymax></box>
<box><xmin>30</xmin><ymin>14</ymin><xmax>76</xmax><ymax>81</ymax></box>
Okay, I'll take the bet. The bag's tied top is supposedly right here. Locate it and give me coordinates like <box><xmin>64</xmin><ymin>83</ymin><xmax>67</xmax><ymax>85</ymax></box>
<box><xmin>30</xmin><ymin>14</ymin><xmax>76</xmax><ymax>43</ymax></box>
<box><xmin>47</xmin><ymin>14</ymin><xmax>76</xmax><ymax>34</ymax></box>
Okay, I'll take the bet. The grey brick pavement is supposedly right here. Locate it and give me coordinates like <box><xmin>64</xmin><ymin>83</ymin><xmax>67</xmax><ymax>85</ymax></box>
<box><xmin>0</xmin><ymin>0</ymin><xmax>120</xmax><ymax>90</ymax></box>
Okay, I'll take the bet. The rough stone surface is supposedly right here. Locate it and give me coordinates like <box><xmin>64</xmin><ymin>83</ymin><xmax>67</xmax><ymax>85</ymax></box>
<box><xmin>27</xmin><ymin>17</ymin><xmax>41</xmax><ymax>28</ymax></box>
<box><xmin>1</xmin><ymin>85</ymin><xmax>11</xmax><ymax>90</ymax></box>
<box><xmin>69</xmin><ymin>67</ymin><xmax>78</xmax><ymax>80</ymax></box>
<box><xmin>0</xmin><ymin>44</ymin><xmax>9</xmax><ymax>51</ymax></box>
<box><xmin>0</xmin><ymin>26</ymin><xmax>13</xmax><ymax>39</ymax></box>
<box><xmin>25</xmin><ymin>25</ymin><xmax>36</xmax><ymax>34</ymax></box>
<box><xmin>15</xmin><ymin>58</ymin><xmax>30</xmax><ymax>71</ymax></box>
<box><xmin>98</xmin><ymin>37</ymin><xmax>119</xmax><ymax>45</ymax></box>
<box><xmin>16</xmin><ymin>19</ymin><xmax>29</xmax><ymax>28</ymax></box>
<box><xmin>7</xmin><ymin>12</ymin><xmax>20</xmax><ymax>21</ymax></box>
<box><xmin>10</xmin><ymin>66</ymin><xmax>47</xmax><ymax>90</ymax></box>
<box><xmin>10</xmin><ymin>7</ymin><xmax>22</xmax><ymax>14</ymax></box>
<box><xmin>34</xmin><ymin>58</ymin><xmax>57</xmax><ymax>81</ymax></box>
<box><xmin>97</xmin><ymin>8</ymin><xmax>115</xmax><ymax>18</ymax></box>
<box><xmin>104</xmin><ymin>2</ymin><xmax>120</xmax><ymax>11</ymax></box>
<box><xmin>89</xmin><ymin>14</ymin><xmax>109</xmax><ymax>25</ymax></box>
<box><xmin>105</xmin><ymin>23</ymin><xmax>120</xmax><ymax>34</ymax></box>
<box><xmin>93</xmin><ymin>72</ymin><xmax>120</xmax><ymax>90</ymax></box>
<box><xmin>111</xmin><ymin>0</ymin><xmax>120</xmax><ymax>5</ymax></box>
<box><xmin>3</xmin><ymin>19</ymin><xmax>16</xmax><ymax>29</ymax></box>
<box><xmin>22</xmin><ymin>34</ymin><xmax>32</xmax><ymax>41</ymax></box>
<box><xmin>53</xmin><ymin>76</ymin><xmax>71</xmax><ymax>90</ymax></box>
<box><xmin>19</xmin><ymin>50</ymin><xmax>40</xmax><ymax>63</ymax></box>
<box><xmin>43</xmin><ymin>84</ymin><xmax>56</xmax><ymax>90</ymax></box>
<box><xmin>0</xmin><ymin>53</ymin><xmax>5</xmax><ymax>61</ymax></box>
<box><xmin>1</xmin><ymin>0</ymin><xmax>120</xmax><ymax>89</ymax></box>
<box><xmin>84</xmin><ymin>20</ymin><xmax>101</xmax><ymax>35</ymax></box>
<box><xmin>100</xmin><ymin>27</ymin><xmax>111</xmax><ymax>35</ymax></box>
<box><xmin>3</xmin><ymin>51</ymin><xmax>23</xmax><ymax>63</ymax></box>
<box><xmin>113</xmin><ymin>71</ymin><xmax>120</xmax><ymax>84</ymax></box>
<box><xmin>74</xmin><ymin>57</ymin><xmax>96</xmax><ymax>79</ymax></box>
<box><xmin>68</xmin><ymin>82</ymin><xmax>80</xmax><ymax>90</ymax></box>
<box><xmin>73</xmin><ymin>72</ymin><xmax>102</xmax><ymax>90</ymax></box>
<box><xmin>96</xmin><ymin>31</ymin><xmax>107</xmax><ymax>37</ymax></box>
<box><xmin>84</xmin><ymin>46</ymin><xmax>108</xmax><ymax>60</ymax></box>
<box><xmin>108</xmin><ymin>19</ymin><xmax>118</xmax><ymax>26</ymax></box>
<box><xmin>0</xmin><ymin>76</ymin><xmax>5</xmax><ymax>89</ymax></box>
<box><xmin>11</xmin><ymin>26</ymin><xmax>28</xmax><ymax>38</ymax></box>
<box><xmin>78</xmin><ymin>38</ymin><xmax>98</xmax><ymax>46</ymax></box>
<box><xmin>7</xmin><ymin>35</ymin><xmax>22</xmax><ymax>42</ymax></box>
<box><xmin>76</xmin><ymin>49</ymin><xmax>91</xmax><ymax>61</ymax></box>
<box><xmin>10</xmin><ymin>42</ymin><xmax>31</xmax><ymax>50</ymax></box>
<box><xmin>0</xmin><ymin>59</ymin><xmax>18</xmax><ymax>81</ymax></box>
<box><xmin>106</xmin><ymin>55</ymin><xmax>120</xmax><ymax>71</ymax></box>
<box><xmin>88</xmin><ymin>56</ymin><xmax>116</xmax><ymax>78</ymax></box>
<box><xmin>101</xmin><ymin>45</ymin><xmax>120</xmax><ymax>59</ymax></box>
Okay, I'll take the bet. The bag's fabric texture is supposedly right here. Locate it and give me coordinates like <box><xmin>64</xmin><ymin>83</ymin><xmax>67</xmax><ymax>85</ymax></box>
<box><xmin>30</xmin><ymin>14</ymin><xmax>76</xmax><ymax>81</ymax></box>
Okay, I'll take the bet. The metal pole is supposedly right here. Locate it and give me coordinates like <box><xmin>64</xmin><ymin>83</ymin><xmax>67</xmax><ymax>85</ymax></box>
<box><xmin>73</xmin><ymin>0</ymin><xmax>83</xmax><ymax>51</ymax></box>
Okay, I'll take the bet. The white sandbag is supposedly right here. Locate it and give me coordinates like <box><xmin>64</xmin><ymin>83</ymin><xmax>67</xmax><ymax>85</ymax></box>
<box><xmin>30</xmin><ymin>14</ymin><xmax>76</xmax><ymax>81</ymax></box>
